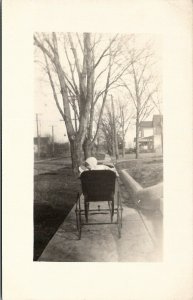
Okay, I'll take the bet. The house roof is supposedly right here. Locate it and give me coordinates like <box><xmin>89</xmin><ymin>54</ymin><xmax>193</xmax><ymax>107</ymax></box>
<box><xmin>139</xmin><ymin>121</ymin><xmax>153</xmax><ymax>128</ymax></box>
<box><xmin>139</xmin><ymin>115</ymin><xmax>163</xmax><ymax>129</ymax></box>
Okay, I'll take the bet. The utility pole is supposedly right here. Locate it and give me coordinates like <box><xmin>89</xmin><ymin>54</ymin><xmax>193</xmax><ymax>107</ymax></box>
<box><xmin>36</xmin><ymin>114</ymin><xmax>41</xmax><ymax>160</ymax></box>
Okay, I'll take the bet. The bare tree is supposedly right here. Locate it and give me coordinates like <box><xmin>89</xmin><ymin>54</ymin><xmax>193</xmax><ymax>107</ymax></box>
<box><xmin>110</xmin><ymin>95</ymin><xmax>119</xmax><ymax>160</ymax></box>
<box><xmin>101</xmin><ymin>107</ymin><xmax>114</xmax><ymax>156</ymax></box>
<box><xmin>100</xmin><ymin>95</ymin><xmax>134</xmax><ymax>159</ymax></box>
<box><xmin>82</xmin><ymin>35</ymin><xmax>130</xmax><ymax>158</ymax></box>
<box><xmin>100</xmin><ymin>97</ymin><xmax>121</xmax><ymax>159</ymax></box>
<box><xmin>34</xmin><ymin>32</ymin><xmax>129</xmax><ymax>172</ymax></box>
<box><xmin>122</xmin><ymin>39</ymin><xmax>158</xmax><ymax>158</ymax></box>
<box><xmin>117</xmin><ymin>99</ymin><xmax>134</xmax><ymax>157</ymax></box>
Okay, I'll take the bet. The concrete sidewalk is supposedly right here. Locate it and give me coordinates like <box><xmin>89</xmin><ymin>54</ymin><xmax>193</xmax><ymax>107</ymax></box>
<box><xmin>38</xmin><ymin>154</ymin><xmax>163</xmax><ymax>262</ymax></box>
<box><xmin>38</xmin><ymin>189</ymin><xmax>162</xmax><ymax>262</ymax></box>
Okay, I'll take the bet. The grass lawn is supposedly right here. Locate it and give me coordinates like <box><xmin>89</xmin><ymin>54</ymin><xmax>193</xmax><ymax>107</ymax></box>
<box><xmin>34</xmin><ymin>164</ymin><xmax>80</xmax><ymax>261</ymax></box>
<box><xmin>116</xmin><ymin>158</ymin><xmax>163</xmax><ymax>188</ymax></box>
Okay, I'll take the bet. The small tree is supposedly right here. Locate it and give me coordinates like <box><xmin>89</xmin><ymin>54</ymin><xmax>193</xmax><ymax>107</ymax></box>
<box><xmin>100</xmin><ymin>97</ymin><xmax>120</xmax><ymax>158</ymax></box>
<box><xmin>117</xmin><ymin>99</ymin><xmax>134</xmax><ymax>157</ymax></box>
<box><xmin>101</xmin><ymin>108</ymin><xmax>114</xmax><ymax>156</ymax></box>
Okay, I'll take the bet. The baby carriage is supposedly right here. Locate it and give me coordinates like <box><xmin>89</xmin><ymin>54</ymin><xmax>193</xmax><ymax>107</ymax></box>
<box><xmin>76</xmin><ymin>170</ymin><xmax>122</xmax><ymax>239</ymax></box>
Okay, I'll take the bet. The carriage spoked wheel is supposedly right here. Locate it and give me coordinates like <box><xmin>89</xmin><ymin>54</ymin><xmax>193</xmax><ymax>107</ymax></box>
<box><xmin>108</xmin><ymin>201</ymin><xmax>114</xmax><ymax>223</ymax></box>
<box><xmin>117</xmin><ymin>191</ymin><xmax>122</xmax><ymax>238</ymax></box>
<box><xmin>120</xmin><ymin>198</ymin><xmax>123</xmax><ymax>228</ymax></box>
<box><xmin>76</xmin><ymin>209</ymin><xmax>81</xmax><ymax>240</ymax></box>
<box><xmin>76</xmin><ymin>193</ymin><xmax>82</xmax><ymax>240</ymax></box>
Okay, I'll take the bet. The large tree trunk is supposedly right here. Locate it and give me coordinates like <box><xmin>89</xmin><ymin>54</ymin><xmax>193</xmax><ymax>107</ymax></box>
<box><xmin>83</xmin><ymin>101</ymin><xmax>95</xmax><ymax>159</ymax></box>
<box><xmin>69</xmin><ymin>33</ymin><xmax>93</xmax><ymax>170</ymax></box>
<box><xmin>69</xmin><ymin>138</ymin><xmax>83</xmax><ymax>174</ymax></box>
<box><xmin>83</xmin><ymin>138</ymin><xmax>92</xmax><ymax>160</ymax></box>
<box><xmin>34</xmin><ymin>33</ymin><xmax>120</xmax><ymax>174</ymax></box>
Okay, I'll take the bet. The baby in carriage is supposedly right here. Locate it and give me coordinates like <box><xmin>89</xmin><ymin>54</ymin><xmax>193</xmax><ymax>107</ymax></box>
<box><xmin>79</xmin><ymin>156</ymin><xmax>118</xmax><ymax>176</ymax></box>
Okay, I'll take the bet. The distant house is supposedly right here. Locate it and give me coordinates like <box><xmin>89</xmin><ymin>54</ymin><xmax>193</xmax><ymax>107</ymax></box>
<box><xmin>34</xmin><ymin>136</ymin><xmax>51</xmax><ymax>157</ymax></box>
<box><xmin>134</xmin><ymin>115</ymin><xmax>163</xmax><ymax>153</ymax></box>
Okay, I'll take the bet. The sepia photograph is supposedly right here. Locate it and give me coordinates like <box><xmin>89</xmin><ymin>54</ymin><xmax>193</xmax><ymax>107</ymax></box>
<box><xmin>34</xmin><ymin>32</ymin><xmax>163</xmax><ymax>262</ymax></box>
<box><xmin>3</xmin><ymin>1</ymin><xmax>192</xmax><ymax>299</ymax></box>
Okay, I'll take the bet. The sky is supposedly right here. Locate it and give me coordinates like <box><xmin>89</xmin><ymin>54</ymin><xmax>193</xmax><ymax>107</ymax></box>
<box><xmin>34</xmin><ymin>69</ymin><xmax>69</xmax><ymax>143</ymax></box>
<box><xmin>34</xmin><ymin>33</ymin><xmax>162</xmax><ymax>146</ymax></box>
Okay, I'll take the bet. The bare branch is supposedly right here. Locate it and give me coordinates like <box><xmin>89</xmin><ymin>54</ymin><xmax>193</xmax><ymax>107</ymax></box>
<box><xmin>63</xmin><ymin>41</ymin><xmax>79</xmax><ymax>100</ymax></box>
<box><xmin>44</xmin><ymin>37</ymin><xmax>55</xmax><ymax>54</ymax></box>
<box><xmin>93</xmin><ymin>34</ymin><xmax>118</xmax><ymax>69</ymax></box>
<box><xmin>34</xmin><ymin>35</ymin><xmax>55</xmax><ymax>63</ymax></box>
<box><xmin>140</xmin><ymin>106</ymin><xmax>154</xmax><ymax>121</ymax></box>
<box><xmin>139</xmin><ymin>89</ymin><xmax>156</xmax><ymax>118</ymax></box>
<box><xmin>138</xmin><ymin>74</ymin><xmax>152</xmax><ymax>98</ymax></box>
<box><xmin>68</xmin><ymin>90</ymin><xmax>80</xmax><ymax>119</ymax></box>
<box><xmin>137</xmin><ymin>60</ymin><xmax>147</xmax><ymax>85</ymax></box>
<box><xmin>94</xmin><ymin>64</ymin><xmax>109</xmax><ymax>86</ymax></box>
<box><xmin>91</xmin><ymin>33</ymin><xmax>102</xmax><ymax>50</ymax></box>
<box><xmin>91</xmin><ymin>46</ymin><xmax>113</xmax><ymax>144</ymax></box>
<box><xmin>121</xmin><ymin>80</ymin><xmax>137</xmax><ymax>108</ymax></box>
<box><xmin>44</xmin><ymin>53</ymin><xmax>65</xmax><ymax>119</ymax></box>
<box><xmin>68</xmin><ymin>33</ymin><xmax>82</xmax><ymax>76</ymax></box>
<box><xmin>76</xmin><ymin>33</ymin><xmax>84</xmax><ymax>53</ymax></box>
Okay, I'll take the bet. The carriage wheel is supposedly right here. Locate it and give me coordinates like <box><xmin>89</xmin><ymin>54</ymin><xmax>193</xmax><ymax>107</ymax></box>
<box><xmin>76</xmin><ymin>193</ymin><xmax>81</xmax><ymax>239</ymax></box>
<box><xmin>76</xmin><ymin>209</ymin><xmax>81</xmax><ymax>239</ymax></box>
<box><xmin>119</xmin><ymin>193</ymin><xmax>123</xmax><ymax>228</ymax></box>
<box><xmin>117</xmin><ymin>209</ymin><xmax>121</xmax><ymax>238</ymax></box>
<box><xmin>108</xmin><ymin>201</ymin><xmax>114</xmax><ymax>223</ymax></box>
<box><xmin>117</xmin><ymin>191</ymin><xmax>122</xmax><ymax>238</ymax></box>
<box><xmin>84</xmin><ymin>202</ymin><xmax>89</xmax><ymax>223</ymax></box>
<box><xmin>117</xmin><ymin>189</ymin><xmax>123</xmax><ymax>228</ymax></box>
